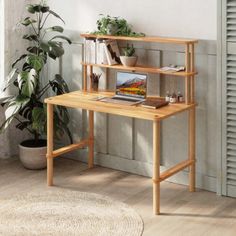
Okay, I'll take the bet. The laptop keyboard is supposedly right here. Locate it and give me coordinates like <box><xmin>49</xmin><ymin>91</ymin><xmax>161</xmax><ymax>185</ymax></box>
<box><xmin>112</xmin><ymin>97</ymin><xmax>140</xmax><ymax>102</ymax></box>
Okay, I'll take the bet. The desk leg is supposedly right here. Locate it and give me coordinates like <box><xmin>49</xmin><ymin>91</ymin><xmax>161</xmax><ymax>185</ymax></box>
<box><xmin>189</xmin><ymin>107</ymin><xmax>196</xmax><ymax>192</ymax></box>
<box><xmin>47</xmin><ymin>104</ymin><xmax>54</xmax><ymax>186</ymax></box>
<box><xmin>88</xmin><ymin>111</ymin><xmax>94</xmax><ymax>168</ymax></box>
<box><xmin>153</xmin><ymin>120</ymin><xmax>161</xmax><ymax>215</ymax></box>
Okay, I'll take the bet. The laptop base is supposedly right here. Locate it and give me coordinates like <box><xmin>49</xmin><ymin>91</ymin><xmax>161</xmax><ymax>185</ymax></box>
<box><xmin>99</xmin><ymin>97</ymin><xmax>143</xmax><ymax>106</ymax></box>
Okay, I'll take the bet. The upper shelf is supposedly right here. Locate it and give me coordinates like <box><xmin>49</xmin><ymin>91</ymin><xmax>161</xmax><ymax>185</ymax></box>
<box><xmin>80</xmin><ymin>34</ymin><xmax>198</xmax><ymax>45</ymax></box>
<box><xmin>81</xmin><ymin>62</ymin><xmax>197</xmax><ymax>77</ymax></box>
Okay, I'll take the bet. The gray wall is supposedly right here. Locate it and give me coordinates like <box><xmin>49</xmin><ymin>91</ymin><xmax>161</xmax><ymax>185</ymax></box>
<box><xmin>58</xmin><ymin>38</ymin><xmax>217</xmax><ymax>192</ymax></box>
<box><xmin>0</xmin><ymin>0</ymin><xmax>40</xmax><ymax>158</ymax></box>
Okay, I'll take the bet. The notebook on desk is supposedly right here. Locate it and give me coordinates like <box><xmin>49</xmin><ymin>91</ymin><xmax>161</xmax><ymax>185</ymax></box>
<box><xmin>99</xmin><ymin>71</ymin><xmax>147</xmax><ymax>105</ymax></box>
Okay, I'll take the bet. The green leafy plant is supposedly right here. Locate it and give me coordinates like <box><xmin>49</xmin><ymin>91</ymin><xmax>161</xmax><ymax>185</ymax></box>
<box><xmin>92</xmin><ymin>14</ymin><xmax>145</xmax><ymax>37</ymax></box>
<box><xmin>0</xmin><ymin>1</ymin><xmax>73</xmax><ymax>144</ymax></box>
<box><xmin>123</xmin><ymin>44</ymin><xmax>135</xmax><ymax>57</ymax></box>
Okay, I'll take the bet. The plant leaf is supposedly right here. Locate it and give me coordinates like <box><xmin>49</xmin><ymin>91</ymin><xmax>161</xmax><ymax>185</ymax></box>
<box><xmin>50</xmin><ymin>74</ymin><xmax>69</xmax><ymax>95</ymax></box>
<box><xmin>26</xmin><ymin>4</ymin><xmax>36</xmax><ymax>14</ymax></box>
<box><xmin>48</xmin><ymin>10</ymin><xmax>65</xmax><ymax>24</ymax></box>
<box><xmin>0</xmin><ymin>95</ymin><xmax>14</xmax><ymax>106</ymax></box>
<box><xmin>40</xmin><ymin>42</ymin><xmax>50</xmax><ymax>52</ymax></box>
<box><xmin>26</xmin><ymin>55</ymin><xmax>44</xmax><ymax>71</ymax></box>
<box><xmin>3</xmin><ymin>68</ymin><xmax>18</xmax><ymax>91</ymax></box>
<box><xmin>54</xmin><ymin>108</ymin><xmax>73</xmax><ymax>144</ymax></box>
<box><xmin>0</xmin><ymin>95</ymin><xmax>30</xmax><ymax>132</ymax></box>
<box><xmin>27</xmin><ymin>46</ymin><xmax>43</xmax><ymax>54</ymax></box>
<box><xmin>17</xmin><ymin>69</ymin><xmax>37</xmax><ymax>97</ymax></box>
<box><xmin>50</xmin><ymin>35</ymin><xmax>72</xmax><ymax>44</ymax></box>
<box><xmin>27</xmin><ymin>4</ymin><xmax>50</xmax><ymax>13</ymax></box>
<box><xmin>32</xmin><ymin>107</ymin><xmax>46</xmax><ymax>134</ymax></box>
<box><xmin>21</xmin><ymin>17</ymin><xmax>37</xmax><ymax>26</ymax></box>
<box><xmin>22</xmin><ymin>63</ymin><xmax>32</xmax><ymax>72</ymax></box>
<box><xmin>12</xmin><ymin>54</ymin><xmax>27</xmax><ymax>68</ymax></box>
<box><xmin>16</xmin><ymin>121</ymin><xmax>31</xmax><ymax>131</ymax></box>
<box><xmin>45</xmin><ymin>26</ymin><xmax>64</xmax><ymax>33</ymax></box>
<box><xmin>48</xmin><ymin>41</ymin><xmax>64</xmax><ymax>59</ymax></box>
<box><xmin>41</xmin><ymin>6</ymin><xmax>50</xmax><ymax>13</ymax></box>
<box><xmin>23</xmin><ymin>34</ymin><xmax>38</xmax><ymax>42</ymax></box>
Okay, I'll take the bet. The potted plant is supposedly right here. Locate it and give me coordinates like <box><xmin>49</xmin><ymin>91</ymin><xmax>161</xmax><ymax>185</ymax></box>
<box><xmin>120</xmin><ymin>44</ymin><xmax>138</xmax><ymax>67</ymax></box>
<box><xmin>0</xmin><ymin>2</ymin><xmax>72</xmax><ymax>169</ymax></box>
<box><xmin>93</xmin><ymin>14</ymin><xmax>145</xmax><ymax>37</ymax></box>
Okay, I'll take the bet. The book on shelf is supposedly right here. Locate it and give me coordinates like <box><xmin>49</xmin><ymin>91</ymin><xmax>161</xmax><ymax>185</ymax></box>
<box><xmin>84</xmin><ymin>38</ymin><xmax>96</xmax><ymax>64</ymax></box>
<box><xmin>84</xmin><ymin>39</ymin><xmax>121</xmax><ymax>65</ymax></box>
<box><xmin>160</xmin><ymin>64</ymin><xmax>185</xmax><ymax>72</ymax></box>
<box><xmin>104</xmin><ymin>40</ymin><xmax>121</xmax><ymax>65</ymax></box>
<box><xmin>96</xmin><ymin>39</ymin><xmax>108</xmax><ymax>65</ymax></box>
<box><xmin>141</xmin><ymin>98</ymin><xmax>169</xmax><ymax>109</ymax></box>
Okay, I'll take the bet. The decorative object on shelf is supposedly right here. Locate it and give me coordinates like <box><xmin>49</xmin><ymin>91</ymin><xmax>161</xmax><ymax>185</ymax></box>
<box><xmin>90</xmin><ymin>73</ymin><xmax>102</xmax><ymax>91</ymax></box>
<box><xmin>170</xmin><ymin>92</ymin><xmax>177</xmax><ymax>103</ymax></box>
<box><xmin>120</xmin><ymin>44</ymin><xmax>138</xmax><ymax>67</ymax></box>
<box><xmin>165</xmin><ymin>91</ymin><xmax>184</xmax><ymax>103</ymax></box>
<box><xmin>160</xmin><ymin>64</ymin><xmax>185</xmax><ymax>73</ymax></box>
<box><xmin>165</xmin><ymin>91</ymin><xmax>170</xmax><ymax>102</ymax></box>
<box><xmin>104</xmin><ymin>40</ymin><xmax>121</xmax><ymax>65</ymax></box>
<box><xmin>0</xmin><ymin>2</ymin><xmax>72</xmax><ymax>169</ymax></box>
<box><xmin>177</xmin><ymin>91</ymin><xmax>184</xmax><ymax>102</ymax></box>
<box><xmin>92</xmin><ymin>14</ymin><xmax>145</xmax><ymax>37</ymax></box>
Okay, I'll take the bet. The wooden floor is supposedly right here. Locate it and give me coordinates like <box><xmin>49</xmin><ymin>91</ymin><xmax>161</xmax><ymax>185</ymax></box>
<box><xmin>1</xmin><ymin>158</ymin><xmax>236</xmax><ymax>236</ymax></box>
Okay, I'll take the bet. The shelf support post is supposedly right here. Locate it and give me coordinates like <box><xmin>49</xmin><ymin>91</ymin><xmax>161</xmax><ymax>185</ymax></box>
<box><xmin>153</xmin><ymin>119</ymin><xmax>161</xmax><ymax>215</ymax></box>
<box><xmin>47</xmin><ymin>103</ymin><xmax>54</xmax><ymax>186</ymax></box>
<box><xmin>185</xmin><ymin>44</ymin><xmax>190</xmax><ymax>104</ymax></box>
<box><xmin>89</xmin><ymin>65</ymin><xmax>93</xmax><ymax>90</ymax></box>
<box><xmin>88</xmin><ymin>110</ymin><xmax>94</xmax><ymax>168</ymax></box>
<box><xmin>190</xmin><ymin>43</ymin><xmax>195</xmax><ymax>103</ymax></box>
<box><xmin>189</xmin><ymin>107</ymin><xmax>196</xmax><ymax>192</ymax></box>
<box><xmin>83</xmin><ymin>64</ymin><xmax>88</xmax><ymax>91</ymax></box>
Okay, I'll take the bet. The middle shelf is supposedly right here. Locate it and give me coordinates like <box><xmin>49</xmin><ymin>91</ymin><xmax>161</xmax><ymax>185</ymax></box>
<box><xmin>81</xmin><ymin>62</ymin><xmax>197</xmax><ymax>78</ymax></box>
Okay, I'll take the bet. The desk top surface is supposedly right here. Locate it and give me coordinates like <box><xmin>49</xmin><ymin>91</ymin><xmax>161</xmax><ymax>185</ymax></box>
<box><xmin>45</xmin><ymin>91</ymin><xmax>196</xmax><ymax>121</ymax></box>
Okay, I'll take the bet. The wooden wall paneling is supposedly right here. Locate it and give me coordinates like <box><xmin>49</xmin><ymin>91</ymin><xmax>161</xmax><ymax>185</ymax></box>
<box><xmin>105</xmin><ymin>69</ymin><xmax>133</xmax><ymax>159</ymax></box>
<box><xmin>94</xmin><ymin>67</ymin><xmax>109</xmax><ymax>154</ymax></box>
<box><xmin>108</xmin><ymin>115</ymin><xmax>133</xmax><ymax>160</ymax></box>
<box><xmin>134</xmin><ymin>49</ymin><xmax>161</xmax><ymax>163</ymax></box>
<box><xmin>51</xmin><ymin>39</ymin><xmax>217</xmax><ymax>193</ymax></box>
<box><xmin>204</xmin><ymin>54</ymin><xmax>218</xmax><ymax>177</ymax></box>
<box><xmin>58</xmin><ymin>43</ymin><xmax>85</xmax><ymax>152</ymax></box>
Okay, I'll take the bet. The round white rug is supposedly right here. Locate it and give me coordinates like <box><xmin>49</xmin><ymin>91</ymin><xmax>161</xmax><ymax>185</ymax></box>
<box><xmin>0</xmin><ymin>189</ymin><xmax>143</xmax><ymax>236</ymax></box>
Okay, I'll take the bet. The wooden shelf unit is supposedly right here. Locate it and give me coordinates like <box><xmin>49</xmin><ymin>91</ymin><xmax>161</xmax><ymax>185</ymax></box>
<box><xmin>80</xmin><ymin>34</ymin><xmax>197</xmax><ymax>105</ymax></box>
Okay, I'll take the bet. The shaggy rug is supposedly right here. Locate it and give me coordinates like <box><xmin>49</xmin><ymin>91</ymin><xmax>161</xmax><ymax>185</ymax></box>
<box><xmin>0</xmin><ymin>189</ymin><xmax>143</xmax><ymax>236</ymax></box>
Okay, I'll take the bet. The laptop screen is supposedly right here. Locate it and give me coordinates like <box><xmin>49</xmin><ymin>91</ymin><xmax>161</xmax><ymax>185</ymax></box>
<box><xmin>116</xmin><ymin>72</ymin><xmax>147</xmax><ymax>99</ymax></box>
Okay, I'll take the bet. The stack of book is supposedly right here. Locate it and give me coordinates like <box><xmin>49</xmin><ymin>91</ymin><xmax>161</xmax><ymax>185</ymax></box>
<box><xmin>160</xmin><ymin>64</ymin><xmax>185</xmax><ymax>72</ymax></box>
<box><xmin>141</xmin><ymin>98</ymin><xmax>169</xmax><ymax>109</ymax></box>
<box><xmin>84</xmin><ymin>39</ymin><xmax>121</xmax><ymax>66</ymax></box>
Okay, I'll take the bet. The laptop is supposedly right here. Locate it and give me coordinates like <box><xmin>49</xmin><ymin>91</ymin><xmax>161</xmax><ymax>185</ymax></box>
<box><xmin>100</xmin><ymin>71</ymin><xmax>147</xmax><ymax>105</ymax></box>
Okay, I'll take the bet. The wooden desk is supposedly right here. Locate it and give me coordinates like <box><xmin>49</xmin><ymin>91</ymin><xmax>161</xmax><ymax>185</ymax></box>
<box><xmin>45</xmin><ymin>90</ymin><xmax>196</xmax><ymax>215</ymax></box>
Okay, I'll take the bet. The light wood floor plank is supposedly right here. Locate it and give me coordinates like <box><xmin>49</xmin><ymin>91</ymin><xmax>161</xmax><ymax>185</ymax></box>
<box><xmin>0</xmin><ymin>158</ymin><xmax>236</xmax><ymax>236</ymax></box>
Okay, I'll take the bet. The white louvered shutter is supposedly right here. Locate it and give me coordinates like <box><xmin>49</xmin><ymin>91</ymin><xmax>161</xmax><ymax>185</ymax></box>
<box><xmin>223</xmin><ymin>0</ymin><xmax>236</xmax><ymax>197</ymax></box>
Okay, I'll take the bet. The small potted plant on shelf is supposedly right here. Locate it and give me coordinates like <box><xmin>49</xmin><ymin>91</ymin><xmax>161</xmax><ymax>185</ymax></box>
<box><xmin>120</xmin><ymin>44</ymin><xmax>138</xmax><ymax>67</ymax></box>
<box><xmin>0</xmin><ymin>2</ymin><xmax>72</xmax><ymax>170</ymax></box>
